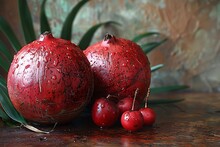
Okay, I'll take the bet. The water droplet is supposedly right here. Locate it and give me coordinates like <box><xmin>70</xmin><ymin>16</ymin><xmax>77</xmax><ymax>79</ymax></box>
<box><xmin>51</xmin><ymin>75</ymin><xmax>57</xmax><ymax>80</ymax></box>
<box><xmin>47</xmin><ymin>80</ymin><xmax>51</xmax><ymax>84</ymax></box>
<box><xmin>53</xmin><ymin>59</ymin><xmax>59</xmax><ymax>66</ymax></box>
<box><xmin>67</xmin><ymin>56</ymin><xmax>72</xmax><ymax>59</ymax></box>
<box><xmin>14</xmin><ymin>57</ymin><xmax>18</xmax><ymax>63</ymax></box>
<box><xmin>101</xmin><ymin>104</ymin><xmax>105</xmax><ymax>108</ymax></box>
<box><xmin>43</xmin><ymin>58</ymin><xmax>48</xmax><ymax>63</ymax></box>
<box><xmin>122</xmin><ymin>63</ymin><xmax>126</xmax><ymax>67</ymax></box>
<box><xmin>25</xmin><ymin>65</ymin><xmax>30</xmax><ymax>69</ymax></box>
<box><xmin>56</xmin><ymin>68</ymin><xmax>61</xmax><ymax>73</ymax></box>
<box><xmin>124</xmin><ymin>113</ymin><xmax>130</xmax><ymax>121</ymax></box>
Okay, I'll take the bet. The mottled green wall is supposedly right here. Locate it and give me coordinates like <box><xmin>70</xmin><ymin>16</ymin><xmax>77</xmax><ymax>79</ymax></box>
<box><xmin>1</xmin><ymin>0</ymin><xmax>220</xmax><ymax>92</ymax></box>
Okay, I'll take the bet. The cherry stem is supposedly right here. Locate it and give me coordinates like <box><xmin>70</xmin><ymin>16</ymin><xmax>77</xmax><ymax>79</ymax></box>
<box><xmin>132</xmin><ymin>88</ymin><xmax>139</xmax><ymax>111</ymax></box>
<box><xmin>106</xmin><ymin>94</ymin><xmax>111</xmax><ymax>99</ymax></box>
<box><xmin>106</xmin><ymin>94</ymin><xmax>118</xmax><ymax>99</ymax></box>
<box><xmin>145</xmin><ymin>88</ymin><xmax>150</xmax><ymax>108</ymax></box>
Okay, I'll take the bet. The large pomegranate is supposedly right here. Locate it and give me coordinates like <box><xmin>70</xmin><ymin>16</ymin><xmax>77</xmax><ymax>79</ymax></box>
<box><xmin>7</xmin><ymin>32</ymin><xmax>93</xmax><ymax>124</ymax></box>
<box><xmin>84</xmin><ymin>34</ymin><xmax>151</xmax><ymax>103</ymax></box>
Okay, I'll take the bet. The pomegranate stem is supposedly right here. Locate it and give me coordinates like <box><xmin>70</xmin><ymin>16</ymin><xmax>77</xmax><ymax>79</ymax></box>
<box><xmin>104</xmin><ymin>33</ymin><xmax>113</xmax><ymax>41</ymax></box>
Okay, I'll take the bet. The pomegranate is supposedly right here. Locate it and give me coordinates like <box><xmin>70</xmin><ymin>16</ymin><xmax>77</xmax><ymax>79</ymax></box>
<box><xmin>84</xmin><ymin>33</ymin><xmax>151</xmax><ymax>103</ymax></box>
<box><xmin>7</xmin><ymin>32</ymin><xmax>93</xmax><ymax>124</ymax></box>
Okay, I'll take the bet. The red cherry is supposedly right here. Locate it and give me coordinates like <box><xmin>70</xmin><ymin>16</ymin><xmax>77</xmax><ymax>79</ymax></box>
<box><xmin>120</xmin><ymin>88</ymin><xmax>144</xmax><ymax>132</ymax></box>
<box><xmin>139</xmin><ymin>88</ymin><xmax>156</xmax><ymax>126</ymax></box>
<box><xmin>121</xmin><ymin>110</ymin><xmax>144</xmax><ymax>132</ymax></box>
<box><xmin>117</xmin><ymin>97</ymin><xmax>140</xmax><ymax>115</ymax></box>
<box><xmin>92</xmin><ymin>95</ymin><xmax>119</xmax><ymax>128</ymax></box>
<box><xmin>139</xmin><ymin>107</ymin><xmax>156</xmax><ymax>126</ymax></box>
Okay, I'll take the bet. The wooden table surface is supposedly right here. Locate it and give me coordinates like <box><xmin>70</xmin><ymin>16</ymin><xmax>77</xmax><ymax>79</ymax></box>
<box><xmin>0</xmin><ymin>92</ymin><xmax>220</xmax><ymax>146</ymax></box>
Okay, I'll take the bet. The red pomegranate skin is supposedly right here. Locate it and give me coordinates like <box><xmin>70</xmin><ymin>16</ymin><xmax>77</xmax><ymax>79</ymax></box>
<box><xmin>7</xmin><ymin>32</ymin><xmax>93</xmax><ymax>124</ymax></box>
<box><xmin>84</xmin><ymin>34</ymin><xmax>151</xmax><ymax>103</ymax></box>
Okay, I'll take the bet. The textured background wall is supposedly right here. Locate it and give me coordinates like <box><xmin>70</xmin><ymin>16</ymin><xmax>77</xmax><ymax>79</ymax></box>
<box><xmin>1</xmin><ymin>0</ymin><xmax>220</xmax><ymax>92</ymax></box>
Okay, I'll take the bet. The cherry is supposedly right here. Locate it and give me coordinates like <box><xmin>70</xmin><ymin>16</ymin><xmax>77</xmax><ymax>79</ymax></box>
<box><xmin>139</xmin><ymin>107</ymin><xmax>156</xmax><ymax>126</ymax></box>
<box><xmin>121</xmin><ymin>89</ymin><xmax>144</xmax><ymax>132</ymax></box>
<box><xmin>139</xmin><ymin>88</ymin><xmax>156</xmax><ymax>126</ymax></box>
<box><xmin>117</xmin><ymin>97</ymin><xmax>140</xmax><ymax>116</ymax></box>
<box><xmin>92</xmin><ymin>95</ymin><xmax>119</xmax><ymax>128</ymax></box>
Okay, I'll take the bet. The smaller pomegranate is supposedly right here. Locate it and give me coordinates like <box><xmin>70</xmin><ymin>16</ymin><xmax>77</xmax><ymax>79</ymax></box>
<box><xmin>84</xmin><ymin>33</ymin><xmax>151</xmax><ymax>103</ymax></box>
<box><xmin>121</xmin><ymin>89</ymin><xmax>144</xmax><ymax>132</ymax></box>
<box><xmin>92</xmin><ymin>95</ymin><xmax>119</xmax><ymax>128</ymax></box>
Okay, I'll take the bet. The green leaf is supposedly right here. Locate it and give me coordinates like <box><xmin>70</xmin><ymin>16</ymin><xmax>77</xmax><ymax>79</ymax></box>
<box><xmin>40</xmin><ymin>0</ymin><xmax>51</xmax><ymax>33</ymax></box>
<box><xmin>132</xmin><ymin>32</ymin><xmax>160</xmax><ymax>43</ymax></box>
<box><xmin>0</xmin><ymin>107</ymin><xmax>10</xmax><ymax>120</ymax></box>
<box><xmin>0</xmin><ymin>40</ymin><xmax>13</xmax><ymax>62</ymax></box>
<box><xmin>151</xmin><ymin>85</ymin><xmax>189</xmax><ymax>94</ymax></box>
<box><xmin>18</xmin><ymin>0</ymin><xmax>36</xmax><ymax>44</ymax></box>
<box><xmin>61</xmin><ymin>0</ymin><xmax>89</xmax><ymax>40</ymax></box>
<box><xmin>0</xmin><ymin>56</ymin><xmax>10</xmax><ymax>72</ymax></box>
<box><xmin>151</xmin><ymin>64</ymin><xmax>164</xmax><ymax>72</ymax></box>
<box><xmin>148</xmin><ymin>98</ymin><xmax>184</xmax><ymax>105</ymax></box>
<box><xmin>141</xmin><ymin>39</ymin><xmax>167</xmax><ymax>54</ymax></box>
<box><xmin>0</xmin><ymin>87</ymin><xmax>26</xmax><ymax>124</ymax></box>
<box><xmin>78</xmin><ymin>21</ymin><xmax>120</xmax><ymax>50</ymax></box>
<box><xmin>0</xmin><ymin>17</ymin><xmax>22</xmax><ymax>52</ymax></box>
<box><xmin>0</xmin><ymin>76</ymin><xmax>7</xmax><ymax>90</ymax></box>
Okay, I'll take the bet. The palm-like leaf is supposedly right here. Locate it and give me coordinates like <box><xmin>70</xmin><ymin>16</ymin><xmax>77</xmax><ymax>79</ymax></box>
<box><xmin>0</xmin><ymin>17</ymin><xmax>21</xmax><ymax>52</ymax></box>
<box><xmin>40</xmin><ymin>0</ymin><xmax>51</xmax><ymax>33</ymax></box>
<box><xmin>18</xmin><ymin>0</ymin><xmax>36</xmax><ymax>44</ymax></box>
<box><xmin>0</xmin><ymin>87</ymin><xmax>26</xmax><ymax>124</ymax></box>
<box><xmin>151</xmin><ymin>64</ymin><xmax>164</xmax><ymax>72</ymax></box>
<box><xmin>79</xmin><ymin>21</ymin><xmax>120</xmax><ymax>50</ymax></box>
<box><xmin>61</xmin><ymin>0</ymin><xmax>89</xmax><ymax>40</ymax></box>
<box><xmin>132</xmin><ymin>32</ymin><xmax>159</xmax><ymax>43</ymax></box>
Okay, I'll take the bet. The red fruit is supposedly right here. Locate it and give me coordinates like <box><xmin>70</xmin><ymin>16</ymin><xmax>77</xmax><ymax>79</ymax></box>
<box><xmin>7</xmin><ymin>32</ymin><xmax>93</xmax><ymax>124</ymax></box>
<box><xmin>120</xmin><ymin>88</ymin><xmax>144</xmax><ymax>132</ymax></box>
<box><xmin>84</xmin><ymin>33</ymin><xmax>151</xmax><ymax>103</ymax></box>
<box><xmin>139</xmin><ymin>108</ymin><xmax>156</xmax><ymax>126</ymax></box>
<box><xmin>92</xmin><ymin>96</ymin><xmax>119</xmax><ymax>127</ymax></box>
<box><xmin>121</xmin><ymin>110</ymin><xmax>144</xmax><ymax>132</ymax></box>
<box><xmin>117</xmin><ymin>97</ymin><xmax>140</xmax><ymax>116</ymax></box>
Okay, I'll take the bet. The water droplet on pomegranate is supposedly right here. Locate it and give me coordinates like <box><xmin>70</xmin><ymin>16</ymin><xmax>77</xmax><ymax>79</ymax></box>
<box><xmin>47</xmin><ymin>80</ymin><xmax>51</xmax><ymax>84</ymax></box>
<box><xmin>25</xmin><ymin>65</ymin><xmax>30</xmax><ymax>69</ymax></box>
<box><xmin>14</xmin><ymin>57</ymin><xmax>18</xmax><ymax>64</ymax></box>
<box><xmin>51</xmin><ymin>75</ymin><xmax>57</xmax><ymax>80</ymax></box>
<box><xmin>53</xmin><ymin>59</ymin><xmax>59</xmax><ymax>66</ymax></box>
<box><xmin>101</xmin><ymin>104</ymin><xmax>105</xmax><ymax>108</ymax></box>
<box><xmin>56</xmin><ymin>68</ymin><xmax>61</xmax><ymax>73</ymax></box>
<box><xmin>43</xmin><ymin>58</ymin><xmax>48</xmax><ymax>63</ymax></box>
<box><xmin>122</xmin><ymin>63</ymin><xmax>126</xmax><ymax>67</ymax></box>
